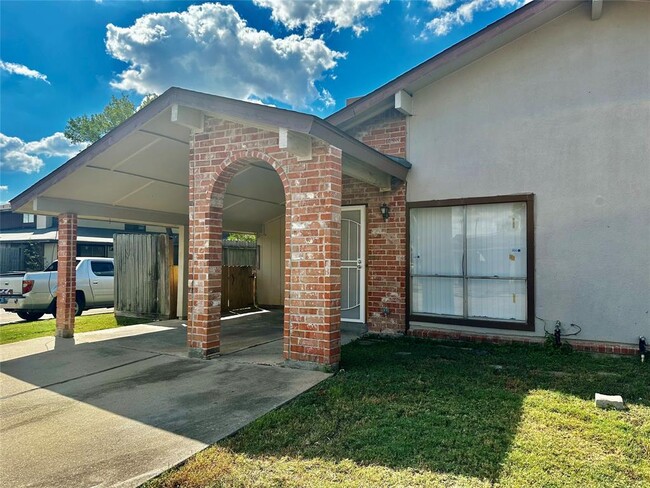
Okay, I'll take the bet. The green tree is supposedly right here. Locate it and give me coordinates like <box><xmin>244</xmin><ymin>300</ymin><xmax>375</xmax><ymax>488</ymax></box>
<box><xmin>64</xmin><ymin>93</ymin><xmax>157</xmax><ymax>144</ymax></box>
<box><xmin>225</xmin><ymin>233</ymin><xmax>256</xmax><ymax>243</ymax></box>
<box><xmin>23</xmin><ymin>242</ymin><xmax>44</xmax><ymax>272</ymax></box>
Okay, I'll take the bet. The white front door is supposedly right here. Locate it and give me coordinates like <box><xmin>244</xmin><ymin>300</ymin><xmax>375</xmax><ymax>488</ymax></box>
<box><xmin>341</xmin><ymin>206</ymin><xmax>366</xmax><ymax>323</ymax></box>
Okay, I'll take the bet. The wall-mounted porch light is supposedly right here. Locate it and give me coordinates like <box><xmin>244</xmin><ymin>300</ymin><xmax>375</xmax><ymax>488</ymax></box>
<box><xmin>380</xmin><ymin>203</ymin><xmax>390</xmax><ymax>221</ymax></box>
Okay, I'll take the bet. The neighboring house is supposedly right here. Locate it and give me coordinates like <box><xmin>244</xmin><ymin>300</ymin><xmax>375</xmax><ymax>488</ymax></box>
<box><xmin>0</xmin><ymin>205</ymin><xmax>114</xmax><ymax>272</ymax></box>
<box><xmin>0</xmin><ymin>205</ymin><xmax>175</xmax><ymax>273</ymax></box>
<box><xmin>9</xmin><ymin>0</ymin><xmax>648</xmax><ymax>367</ymax></box>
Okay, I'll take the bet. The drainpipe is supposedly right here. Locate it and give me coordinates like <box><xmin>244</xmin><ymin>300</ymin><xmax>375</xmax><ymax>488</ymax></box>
<box><xmin>592</xmin><ymin>0</ymin><xmax>603</xmax><ymax>21</ymax></box>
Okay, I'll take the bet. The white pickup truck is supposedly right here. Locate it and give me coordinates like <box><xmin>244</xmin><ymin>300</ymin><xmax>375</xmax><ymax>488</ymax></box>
<box><xmin>0</xmin><ymin>257</ymin><xmax>114</xmax><ymax>321</ymax></box>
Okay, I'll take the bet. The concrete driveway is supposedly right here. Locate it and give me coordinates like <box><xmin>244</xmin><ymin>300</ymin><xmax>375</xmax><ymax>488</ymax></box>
<box><xmin>0</xmin><ymin>310</ymin><xmax>352</xmax><ymax>487</ymax></box>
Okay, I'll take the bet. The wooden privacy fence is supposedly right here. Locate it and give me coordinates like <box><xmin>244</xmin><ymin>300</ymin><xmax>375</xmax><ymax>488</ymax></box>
<box><xmin>222</xmin><ymin>266</ymin><xmax>255</xmax><ymax>312</ymax></box>
<box><xmin>114</xmin><ymin>233</ymin><xmax>177</xmax><ymax>320</ymax></box>
<box><xmin>222</xmin><ymin>240</ymin><xmax>257</xmax><ymax>312</ymax></box>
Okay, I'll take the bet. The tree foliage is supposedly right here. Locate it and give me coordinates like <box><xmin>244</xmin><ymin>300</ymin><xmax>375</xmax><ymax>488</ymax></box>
<box><xmin>225</xmin><ymin>233</ymin><xmax>256</xmax><ymax>243</ymax></box>
<box><xmin>24</xmin><ymin>242</ymin><xmax>44</xmax><ymax>272</ymax></box>
<box><xmin>64</xmin><ymin>93</ymin><xmax>157</xmax><ymax>144</ymax></box>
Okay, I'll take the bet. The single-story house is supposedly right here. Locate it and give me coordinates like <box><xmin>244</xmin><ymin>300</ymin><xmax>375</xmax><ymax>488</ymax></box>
<box><xmin>10</xmin><ymin>0</ymin><xmax>649</xmax><ymax>367</ymax></box>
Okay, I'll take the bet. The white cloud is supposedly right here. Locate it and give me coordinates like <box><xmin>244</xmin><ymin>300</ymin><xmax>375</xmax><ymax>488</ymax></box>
<box><xmin>428</xmin><ymin>0</ymin><xmax>455</xmax><ymax>10</ymax></box>
<box><xmin>424</xmin><ymin>0</ymin><xmax>523</xmax><ymax>37</ymax></box>
<box><xmin>106</xmin><ymin>3</ymin><xmax>345</xmax><ymax>109</ymax></box>
<box><xmin>0</xmin><ymin>132</ymin><xmax>87</xmax><ymax>174</ymax></box>
<box><xmin>253</xmin><ymin>0</ymin><xmax>388</xmax><ymax>37</ymax></box>
<box><xmin>0</xmin><ymin>60</ymin><xmax>50</xmax><ymax>84</ymax></box>
<box><xmin>319</xmin><ymin>88</ymin><xmax>336</xmax><ymax>108</ymax></box>
<box><xmin>0</xmin><ymin>185</ymin><xmax>8</xmax><ymax>192</ymax></box>
<box><xmin>24</xmin><ymin>132</ymin><xmax>87</xmax><ymax>158</ymax></box>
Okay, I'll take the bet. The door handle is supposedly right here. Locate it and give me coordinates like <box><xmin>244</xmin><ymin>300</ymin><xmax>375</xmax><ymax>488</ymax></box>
<box><xmin>92</xmin><ymin>281</ymin><xmax>99</xmax><ymax>285</ymax></box>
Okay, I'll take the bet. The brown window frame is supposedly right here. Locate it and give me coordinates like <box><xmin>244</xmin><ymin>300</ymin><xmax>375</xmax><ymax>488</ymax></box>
<box><xmin>406</xmin><ymin>194</ymin><xmax>535</xmax><ymax>332</ymax></box>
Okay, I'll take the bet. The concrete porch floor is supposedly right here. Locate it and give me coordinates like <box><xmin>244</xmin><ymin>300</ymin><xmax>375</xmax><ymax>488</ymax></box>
<box><xmin>0</xmin><ymin>310</ymin><xmax>364</xmax><ymax>487</ymax></box>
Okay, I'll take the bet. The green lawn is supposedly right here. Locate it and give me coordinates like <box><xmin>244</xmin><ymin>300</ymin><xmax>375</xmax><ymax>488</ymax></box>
<box><xmin>148</xmin><ymin>337</ymin><xmax>650</xmax><ymax>488</ymax></box>
<box><xmin>0</xmin><ymin>313</ymin><xmax>148</xmax><ymax>344</ymax></box>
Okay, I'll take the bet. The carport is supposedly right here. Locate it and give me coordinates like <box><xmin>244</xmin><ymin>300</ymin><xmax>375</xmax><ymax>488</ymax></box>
<box><xmin>10</xmin><ymin>87</ymin><xmax>409</xmax><ymax>368</ymax></box>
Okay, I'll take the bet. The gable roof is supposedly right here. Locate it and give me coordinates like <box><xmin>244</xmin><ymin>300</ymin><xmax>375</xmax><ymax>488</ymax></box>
<box><xmin>11</xmin><ymin>88</ymin><xmax>410</xmax><ymax>214</ymax></box>
<box><xmin>327</xmin><ymin>0</ymin><xmax>583</xmax><ymax>129</ymax></box>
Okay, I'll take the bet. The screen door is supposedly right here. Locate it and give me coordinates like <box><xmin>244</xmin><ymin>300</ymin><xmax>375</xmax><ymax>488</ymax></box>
<box><xmin>341</xmin><ymin>206</ymin><xmax>366</xmax><ymax>322</ymax></box>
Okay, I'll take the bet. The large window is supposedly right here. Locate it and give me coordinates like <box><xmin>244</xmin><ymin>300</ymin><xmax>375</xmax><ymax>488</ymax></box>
<box><xmin>409</xmin><ymin>195</ymin><xmax>534</xmax><ymax>330</ymax></box>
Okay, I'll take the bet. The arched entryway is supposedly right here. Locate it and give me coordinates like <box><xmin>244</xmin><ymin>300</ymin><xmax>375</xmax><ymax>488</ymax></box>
<box><xmin>187</xmin><ymin>118</ymin><xmax>343</xmax><ymax>368</ymax></box>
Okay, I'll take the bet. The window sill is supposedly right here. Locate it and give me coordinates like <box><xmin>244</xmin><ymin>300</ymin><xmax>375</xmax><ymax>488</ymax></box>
<box><xmin>409</xmin><ymin>314</ymin><xmax>535</xmax><ymax>332</ymax></box>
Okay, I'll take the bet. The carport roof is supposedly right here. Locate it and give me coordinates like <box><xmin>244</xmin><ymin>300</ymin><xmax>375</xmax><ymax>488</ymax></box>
<box><xmin>11</xmin><ymin>88</ymin><xmax>410</xmax><ymax>227</ymax></box>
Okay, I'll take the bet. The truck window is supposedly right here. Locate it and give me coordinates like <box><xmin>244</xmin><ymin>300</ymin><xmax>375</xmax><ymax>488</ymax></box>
<box><xmin>91</xmin><ymin>261</ymin><xmax>114</xmax><ymax>277</ymax></box>
<box><xmin>44</xmin><ymin>260</ymin><xmax>81</xmax><ymax>272</ymax></box>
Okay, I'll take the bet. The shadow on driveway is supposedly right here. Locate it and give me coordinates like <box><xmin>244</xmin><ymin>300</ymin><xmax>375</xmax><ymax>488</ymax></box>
<box><xmin>0</xmin><ymin>309</ymin><xmax>344</xmax><ymax>488</ymax></box>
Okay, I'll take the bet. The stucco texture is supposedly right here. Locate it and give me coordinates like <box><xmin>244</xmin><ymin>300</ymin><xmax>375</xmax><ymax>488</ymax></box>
<box><xmin>406</xmin><ymin>2</ymin><xmax>650</xmax><ymax>345</ymax></box>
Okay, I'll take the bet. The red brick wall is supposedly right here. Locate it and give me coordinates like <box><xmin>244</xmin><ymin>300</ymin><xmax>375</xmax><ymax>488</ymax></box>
<box><xmin>56</xmin><ymin>213</ymin><xmax>77</xmax><ymax>337</ymax></box>
<box><xmin>408</xmin><ymin>327</ymin><xmax>640</xmax><ymax>356</ymax></box>
<box><xmin>189</xmin><ymin>117</ymin><xmax>342</xmax><ymax>366</ymax></box>
<box><xmin>342</xmin><ymin>177</ymin><xmax>406</xmax><ymax>333</ymax></box>
<box><xmin>343</xmin><ymin>108</ymin><xmax>408</xmax><ymax>333</ymax></box>
<box><xmin>349</xmin><ymin>109</ymin><xmax>406</xmax><ymax>159</ymax></box>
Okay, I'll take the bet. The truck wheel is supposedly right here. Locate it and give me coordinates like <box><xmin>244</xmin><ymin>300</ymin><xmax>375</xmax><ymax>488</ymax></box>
<box><xmin>50</xmin><ymin>295</ymin><xmax>84</xmax><ymax>318</ymax></box>
<box><xmin>17</xmin><ymin>311</ymin><xmax>45</xmax><ymax>322</ymax></box>
<box><xmin>75</xmin><ymin>294</ymin><xmax>84</xmax><ymax>317</ymax></box>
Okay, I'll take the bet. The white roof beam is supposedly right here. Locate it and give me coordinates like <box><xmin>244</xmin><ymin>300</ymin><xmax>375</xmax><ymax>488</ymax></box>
<box><xmin>138</xmin><ymin>129</ymin><xmax>189</xmax><ymax>146</ymax></box>
<box><xmin>112</xmin><ymin>181</ymin><xmax>155</xmax><ymax>206</ymax></box>
<box><xmin>111</xmin><ymin>137</ymin><xmax>160</xmax><ymax>171</ymax></box>
<box><xmin>279</xmin><ymin>128</ymin><xmax>312</xmax><ymax>161</ymax></box>
<box><xmin>33</xmin><ymin>197</ymin><xmax>188</xmax><ymax>227</ymax></box>
<box><xmin>395</xmin><ymin>90</ymin><xmax>413</xmax><ymax>116</ymax></box>
<box><xmin>86</xmin><ymin>166</ymin><xmax>189</xmax><ymax>188</ymax></box>
<box><xmin>343</xmin><ymin>158</ymin><xmax>392</xmax><ymax>192</ymax></box>
<box><xmin>223</xmin><ymin>197</ymin><xmax>247</xmax><ymax>212</ymax></box>
<box><xmin>171</xmin><ymin>104</ymin><xmax>204</xmax><ymax>131</ymax></box>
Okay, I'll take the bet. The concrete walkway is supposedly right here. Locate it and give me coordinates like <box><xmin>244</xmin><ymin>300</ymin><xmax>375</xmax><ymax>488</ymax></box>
<box><xmin>0</xmin><ymin>311</ymin><xmax>359</xmax><ymax>487</ymax></box>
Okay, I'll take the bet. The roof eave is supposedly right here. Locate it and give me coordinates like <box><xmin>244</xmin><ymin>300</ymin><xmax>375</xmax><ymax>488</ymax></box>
<box><xmin>10</xmin><ymin>89</ymin><xmax>181</xmax><ymax>211</ymax></box>
<box><xmin>11</xmin><ymin>88</ymin><xmax>408</xmax><ymax>212</ymax></box>
<box><xmin>170</xmin><ymin>89</ymin><xmax>409</xmax><ymax>179</ymax></box>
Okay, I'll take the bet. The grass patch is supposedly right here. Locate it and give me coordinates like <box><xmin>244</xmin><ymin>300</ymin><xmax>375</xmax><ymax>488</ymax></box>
<box><xmin>148</xmin><ymin>338</ymin><xmax>650</xmax><ymax>487</ymax></box>
<box><xmin>0</xmin><ymin>313</ymin><xmax>148</xmax><ymax>345</ymax></box>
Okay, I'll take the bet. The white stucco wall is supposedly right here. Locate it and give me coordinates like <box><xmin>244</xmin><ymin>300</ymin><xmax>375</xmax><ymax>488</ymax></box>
<box><xmin>257</xmin><ymin>216</ymin><xmax>285</xmax><ymax>306</ymax></box>
<box><xmin>406</xmin><ymin>2</ymin><xmax>649</xmax><ymax>345</ymax></box>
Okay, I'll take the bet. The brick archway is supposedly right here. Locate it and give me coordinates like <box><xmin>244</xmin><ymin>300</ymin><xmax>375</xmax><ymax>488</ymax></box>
<box><xmin>187</xmin><ymin>118</ymin><xmax>343</xmax><ymax>367</ymax></box>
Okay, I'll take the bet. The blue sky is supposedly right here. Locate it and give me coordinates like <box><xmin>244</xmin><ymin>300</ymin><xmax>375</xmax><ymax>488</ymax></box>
<box><xmin>0</xmin><ymin>0</ymin><xmax>526</xmax><ymax>203</ymax></box>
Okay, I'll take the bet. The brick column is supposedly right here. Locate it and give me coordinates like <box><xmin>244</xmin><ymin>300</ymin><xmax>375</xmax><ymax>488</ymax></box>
<box><xmin>187</xmin><ymin>200</ymin><xmax>221</xmax><ymax>359</ymax></box>
<box><xmin>284</xmin><ymin>144</ymin><xmax>342</xmax><ymax>368</ymax></box>
<box><xmin>56</xmin><ymin>213</ymin><xmax>77</xmax><ymax>338</ymax></box>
